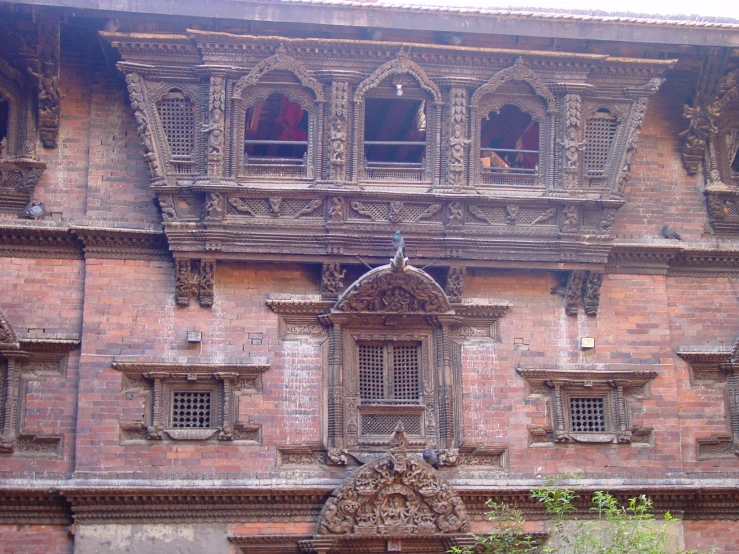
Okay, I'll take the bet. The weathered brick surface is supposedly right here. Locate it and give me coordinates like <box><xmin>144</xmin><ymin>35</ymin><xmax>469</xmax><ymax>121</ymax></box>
<box><xmin>0</xmin><ymin>257</ymin><xmax>83</xmax><ymax>474</ymax></box>
<box><xmin>612</xmin><ymin>81</ymin><xmax>710</xmax><ymax>241</ymax></box>
<box><xmin>75</xmin><ymin>259</ymin><xmax>321</xmax><ymax>472</ymax></box>
<box><xmin>0</xmin><ymin>525</ymin><xmax>72</xmax><ymax>554</ymax></box>
<box><xmin>684</xmin><ymin>520</ymin><xmax>739</xmax><ymax>554</ymax></box>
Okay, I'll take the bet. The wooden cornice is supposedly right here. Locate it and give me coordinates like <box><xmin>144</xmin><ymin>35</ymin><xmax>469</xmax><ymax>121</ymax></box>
<box><xmin>70</xmin><ymin>225</ymin><xmax>170</xmax><ymax>261</ymax></box>
<box><xmin>111</xmin><ymin>361</ymin><xmax>270</xmax><ymax>380</ymax></box>
<box><xmin>0</xmin><ymin>223</ymin><xmax>169</xmax><ymax>261</ymax></box>
<box><xmin>2</xmin><ymin>482</ymin><xmax>739</xmax><ymax>524</ymax></box>
<box><xmin>607</xmin><ymin>242</ymin><xmax>739</xmax><ymax>276</ymax></box>
<box><xmin>517</xmin><ymin>366</ymin><xmax>659</xmax><ymax>386</ymax></box>
<box><xmin>0</xmin><ymin>222</ymin><xmax>83</xmax><ymax>259</ymax></box>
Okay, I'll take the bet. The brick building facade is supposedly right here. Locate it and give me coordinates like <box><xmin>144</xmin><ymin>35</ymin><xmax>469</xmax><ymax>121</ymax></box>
<box><xmin>1</xmin><ymin>1</ymin><xmax>738</xmax><ymax>552</ymax></box>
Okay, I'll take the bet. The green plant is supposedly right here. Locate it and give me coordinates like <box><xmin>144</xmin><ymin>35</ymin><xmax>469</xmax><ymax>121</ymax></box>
<box><xmin>450</xmin><ymin>475</ymin><xmax>717</xmax><ymax>554</ymax></box>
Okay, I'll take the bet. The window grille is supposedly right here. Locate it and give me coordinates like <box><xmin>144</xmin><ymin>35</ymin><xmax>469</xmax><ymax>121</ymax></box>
<box><xmin>361</xmin><ymin>413</ymin><xmax>423</xmax><ymax>436</ymax></box>
<box><xmin>358</xmin><ymin>342</ymin><xmax>420</xmax><ymax>403</ymax></box>
<box><xmin>569</xmin><ymin>397</ymin><xmax>606</xmax><ymax>432</ymax></box>
<box><xmin>584</xmin><ymin>111</ymin><xmax>618</xmax><ymax>176</ymax></box>
<box><xmin>157</xmin><ymin>94</ymin><xmax>195</xmax><ymax>159</ymax></box>
<box><xmin>171</xmin><ymin>391</ymin><xmax>212</xmax><ymax>428</ymax></box>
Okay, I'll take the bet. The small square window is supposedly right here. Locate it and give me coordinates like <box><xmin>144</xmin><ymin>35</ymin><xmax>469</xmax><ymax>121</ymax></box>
<box><xmin>171</xmin><ymin>390</ymin><xmax>212</xmax><ymax>429</ymax></box>
<box><xmin>569</xmin><ymin>397</ymin><xmax>606</xmax><ymax>433</ymax></box>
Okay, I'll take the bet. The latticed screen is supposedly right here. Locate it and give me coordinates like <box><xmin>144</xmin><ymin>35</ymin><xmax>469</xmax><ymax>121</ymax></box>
<box><xmin>358</xmin><ymin>342</ymin><xmax>420</xmax><ymax>402</ymax></box>
<box><xmin>569</xmin><ymin>397</ymin><xmax>606</xmax><ymax>432</ymax></box>
<box><xmin>584</xmin><ymin>112</ymin><xmax>618</xmax><ymax>176</ymax></box>
<box><xmin>171</xmin><ymin>391</ymin><xmax>212</xmax><ymax>428</ymax></box>
<box><xmin>393</xmin><ymin>344</ymin><xmax>419</xmax><ymax>401</ymax></box>
<box><xmin>157</xmin><ymin>94</ymin><xmax>195</xmax><ymax>158</ymax></box>
<box><xmin>361</xmin><ymin>413</ymin><xmax>423</xmax><ymax>436</ymax></box>
<box><xmin>359</xmin><ymin>344</ymin><xmax>385</xmax><ymax>401</ymax></box>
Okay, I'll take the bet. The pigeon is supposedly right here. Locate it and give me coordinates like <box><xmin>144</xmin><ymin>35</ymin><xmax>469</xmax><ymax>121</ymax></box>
<box><xmin>19</xmin><ymin>201</ymin><xmax>45</xmax><ymax>220</ymax></box>
<box><xmin>661</xmin><ymin>225</ymin><xmax>681</xmax><ymax>241</ymax></box>
<box><xmin>392</xmin><ymin>230</ymin><xmax>405</xmax><ymax>254</ymax></box>
<box><xmin>423</xmin><ymin>447</ymin><xmax>440</xmax><ymax>469</ymax></box>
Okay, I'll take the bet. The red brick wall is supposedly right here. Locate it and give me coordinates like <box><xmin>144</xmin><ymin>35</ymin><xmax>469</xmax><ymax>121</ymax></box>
<box><xmin>0</xmin><ymin>525</ymin><xmax>72</xmax><ymax>554</ymax></box>
<box><xmin>611</xmin><ymin>81</ymin><xmax>710</xmax><ymax>241</ymax></box>
<box><xmin>684</xmin><ymin>520</ymin><xmax>739</xmax><ymax>554</ymax></box>
<box><xmin>0</xmin><ymin>257</ymin><xmax>83</xmax><ymax>474</ymax></box>
<box><xmin>74</xmin><ymin>259</ymin><xmax>322</xmax><ymax>473</ymax></box>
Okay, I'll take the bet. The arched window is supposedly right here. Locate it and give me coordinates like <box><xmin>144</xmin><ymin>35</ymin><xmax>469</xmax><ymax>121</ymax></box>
<box><xmin>479</xmin><ymin>104</ymin><xmax>539</xmax><ymax>179</ymax></box>
<box><xmin>363</xmin><ymin>96</ymin><xmax>427</xmax><ymax>180</ymax></box>
<box><xmin>243</xmin><ymin>92</ymin><xmax>309</xmax><ymax>175</ymax></box>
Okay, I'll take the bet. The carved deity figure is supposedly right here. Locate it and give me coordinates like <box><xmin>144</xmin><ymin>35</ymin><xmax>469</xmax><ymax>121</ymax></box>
<box><xmin>448</xmin><ymin>123</ymin><xmax>469</xmax><ymax>168</ymax></box>
<box><xmin>28</xmin><ymin>62</ymin><xmax>63</xmax><ymax>114</ymax></box>
<box><xmin>559</xmin><ymin>127</ymin><xmax>586</xmax><ymax>170</ymax></box>
<box><xmin>202</xmin><ymin>109</ymin><xmax>224</xmax><ymax>157</ymax></box>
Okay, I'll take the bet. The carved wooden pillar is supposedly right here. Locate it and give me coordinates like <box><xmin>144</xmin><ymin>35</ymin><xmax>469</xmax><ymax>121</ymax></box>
<box><xmin>205</xmin><ymin>73</ymin><xmax>226</xmax><ymax>177</ymax></box>
<box><xmin>328</xmin><ymin>82</ymin><xmax>349</xmax><ymax>183</ymax></box>
<box><xmin>216</xmin><ymin>372</ymin><xmax>238</xmax><ymax>440</ymax></box>
<box><xmin>0</xmin><ymin>351</ymin><xmax>28</xmax><ymax>452</ymax></box>
<box><xmin>144</xmin><ymin>372</ymin><xmax>166</xmax><ymax>439</ymax></box>
<box><xmin>561</xmin><ymin>92</ymin><xmax>583</xmax><ymax>189</ymax></box>
<box><xmin>326</xmin><ymin>320</ymin><xmax>345</xmax><ymax>449</ymax></box>
<box><xmin>445</xmin><ymin>87</ymin><xmax>469</xmax><ymax>190</ymax></box>
<box><xmin>549</xmin><ymin>380</ymin><xmax>566</xmax><ymax>441</ymax></box>
<box><xmin>438</xmin><ymin>323</ymin><xmax>455</xmax><ymax>449</ymax></box>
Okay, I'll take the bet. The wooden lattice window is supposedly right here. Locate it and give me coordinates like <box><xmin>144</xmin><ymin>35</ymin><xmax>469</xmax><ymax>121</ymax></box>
<box><xmin>584</xmin><ymin>109</ymin><xmax>618</xmax><ymax>176</ymax></box>
<box><xmin>569</xmin><ymin>397</ymin><xmax>607</xmax><ymax>432</ymax></box>
<box><xmin>170</xmin><ymin>390</ymin><xmax>213</xmax><ymax>428</ymax></box>
<box><xmin>359</xmin><ymin>343</ymin><xmax>420</xmax><ymax>404</ymax></box>
<box><xmin>157</xmin><ymin>90</ymin><xmax>195</xmax><ymax>160</ymax></box>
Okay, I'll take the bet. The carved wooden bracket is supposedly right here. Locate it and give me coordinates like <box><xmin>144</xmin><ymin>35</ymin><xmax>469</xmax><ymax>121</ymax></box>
<box><xmin>175</xmin><ymin>258</ymin><xmax>215</xmax><ymax>307</ymax></box>
<box><xmin>518</xmin><ymin>366</ymin><xmax>657</xmax><ymax>445</ymax></box>
<box><xmin>112</xmin><ymin>361</ymin><xmax>269</xmax><ymax>443</ymax></box>
<box><xmin>561</xmin><ymin>270</ymin><xmax>603</xmax><ymax>316</ymax></box>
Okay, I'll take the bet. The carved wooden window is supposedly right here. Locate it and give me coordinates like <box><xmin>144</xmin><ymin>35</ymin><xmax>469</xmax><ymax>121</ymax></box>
<box><xmin>352</xmin><ymin>336</ymin><xmax>428</xmax><ymax>445</ymax></box>
<box><xmin>359</xmin><ymin>342</ymin><xmax>420</xmax><ymax>403</ymax></box>
<box><xmin>243</xmin><ymin>92</ymin><xmax>309</xmax><ymax>177</ymax></box>
<box><xmin>480</xmin><ymin>104</ymin><xmax>539</xmax><ymax>181</ymax></box>
<box><xmin>474</xmin><ymin>92</ymin><xmax>548</xmax><ymax>189</ymax></box>
<box><xmin>239</xmin><ymin>88</ymin><xmax>316</xmax><ymax>179</ymax></box>
<box><xmin>170</xmin><ymin>389</ymin><xmax>215</xmax><ymax>429</ymax></box>
<box><xmin>518</xmin><ymin>368</ymin><xmax>656</xmax><ymax>445</ymax></box>
<box><xmin>362</xmin><ymin>97</ymin><xmax>427</xmax><ymax>182</ymax></box>
<box><xmin>584</xmin><ymin>109</ymin><xmax>619</xmax><ymax>180</ymax></box>
<box><xmin>568</xmin><ymin>396</ymin><xmax>609</xmax><ymax>433</ymax></box>
<box><xmin>113</xmin><ymin>362</ymin><xmax>268</xmax><ymax>443</ymax></box>
<box><xmin>156</xmin><ymin>89</ymin><xmax>196</xmax><ymax>173</ymax></box>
